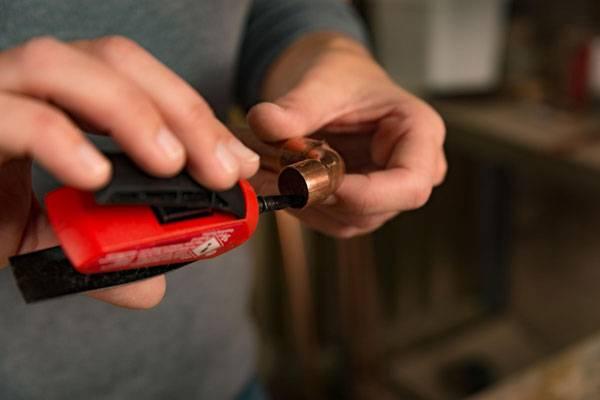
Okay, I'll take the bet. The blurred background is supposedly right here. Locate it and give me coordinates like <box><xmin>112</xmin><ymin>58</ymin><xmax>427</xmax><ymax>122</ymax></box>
<box><xmin>249</xmin><ymin>1</ymin><xmax>600</xmax><ymax>399</ymax></box>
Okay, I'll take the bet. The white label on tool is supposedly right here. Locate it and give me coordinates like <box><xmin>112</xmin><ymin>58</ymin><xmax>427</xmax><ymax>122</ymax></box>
<box><xmin>192</xmin><ymin>237</ymin><xmax>222</xmax><ymax>257</ymax></box>
<box><xmin>96</xmin><ymin>228</ymin><xmax>235</xmax><ymax>271</ymax></box>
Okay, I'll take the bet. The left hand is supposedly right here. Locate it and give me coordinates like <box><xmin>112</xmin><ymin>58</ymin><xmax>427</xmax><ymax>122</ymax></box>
<box><xmin>248</xmin><ymin>33</ymin><xmax>446</xmax><ymax>238</ymax></box>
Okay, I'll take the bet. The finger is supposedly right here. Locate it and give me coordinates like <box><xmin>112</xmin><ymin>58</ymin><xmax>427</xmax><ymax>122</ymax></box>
<box><xmin>331</xmin><ymin>113</ymin><xmax>441</xmax><ymax>215</ymax></box>
<box><xmin>0</xmin><ymin>93</ymin><xmax>111</xmax><ymax>189</ymax></box>
<box><xmin>0</xmin><ymin>37</ymin><xmax>185</xmax><ymax>177</ymax></box>
<box><xmin>87</xmin><ymin>275</ymin><xmax>166</xmax><ymax>309</ymax></box>
<box><xmin>371</xmin><ymin>103</ymin><xmax>445</xmax><ymax>169</ymax></box>
<box><xmin>370</xmin><ymin>116</ymin><xmax>410</xmax><ymax>168</ymax></box>
<box><xmin>74</xmin><ymin>36</ymin><xmax>259</xmax><ymax>189</ymax></box>
<box><xmin>290</xmin><ymin>206</ymin><xmax>391</xmax><ymax>238</ymax></box>
<box><xmin>333</xmin><ymin>170</ymin><xmax>432</xmax><ymax>216</ymax></box>
<box><xmin>287</xmin><ymin>207</ymin><xmax>361</xmax><ymax>238</ymax></box>
<box><xmin>247</xmin><ymin>70</ymin><xmax>360</xmax><ymax>141</ymax></box>
<box><xmin>434</xmin><ymin>150</ymin><xmax>448</xmax><ymax>186</ymax></box>
<box><xmin>314</xmin><ymin>204</ymin><xmax>397</xmax><ymax>231</ymax></box>
<box><xmin>250</xmin><ymin>167</ymin><xmax>395</xmax><ymax>233</ymax></box>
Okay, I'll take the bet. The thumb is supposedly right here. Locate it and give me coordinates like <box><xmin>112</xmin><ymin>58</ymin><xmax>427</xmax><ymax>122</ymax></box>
<box><xmin>247</xmin><ymin>78</ymin><xmax>353</xmax><ymax>142</ymax></box>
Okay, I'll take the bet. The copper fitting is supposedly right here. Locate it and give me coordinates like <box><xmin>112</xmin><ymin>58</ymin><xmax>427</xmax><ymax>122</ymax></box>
<box><xmin>232</xmin><ymin>126</ymin><xmax>345</xmax><ymax>207</ymax></box>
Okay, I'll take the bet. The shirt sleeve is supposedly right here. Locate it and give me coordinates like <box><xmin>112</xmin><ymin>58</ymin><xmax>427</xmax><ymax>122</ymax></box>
<box><xmin>236</xmin><ymin>0</ymin><xmax>369</xmax><ymax>108</ymax></box>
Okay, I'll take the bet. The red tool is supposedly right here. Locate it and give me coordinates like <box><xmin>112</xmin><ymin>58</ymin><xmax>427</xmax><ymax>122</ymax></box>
<box><xmin>10</xmin><ymin>153</ymin><xmax>303</xmax><ymax>303</ymax></box>
<box><xmin>46</xmin><ymin>179</ymin><xmax>259</xmax><ymax>274</ymax></box>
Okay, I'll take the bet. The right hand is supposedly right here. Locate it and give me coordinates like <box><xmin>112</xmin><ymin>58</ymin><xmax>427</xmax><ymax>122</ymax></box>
<box><xmin>0</xmin><ymin>36</ymin><xmax>259</xmax><ymax>309</ymax></box>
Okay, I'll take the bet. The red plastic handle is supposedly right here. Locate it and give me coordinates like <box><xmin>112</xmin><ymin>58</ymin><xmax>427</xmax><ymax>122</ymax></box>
<box><xmin>45</xmin><ymin>180</ymin><xmax>259</xmax><ymax>274</ymax></box>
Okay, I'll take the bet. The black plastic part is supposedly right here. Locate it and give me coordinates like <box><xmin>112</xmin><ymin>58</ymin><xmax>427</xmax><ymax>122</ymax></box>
<box><xmin>257</xmin><ymin>195</ymin><xmax>306</xmax><ymax>213</ymax></box>
<box><xmin>10</xmin><ymin>246</ymin><xmax>188</xmax><ymax>303</ymax></box>
<box><xmin>95</xmin><ymin>153</ymin><xmax>246</xmax><ymax>218</ymax></box>
<box><xmin>152</xmin><ymin>206</ymin><xmax>213</xmax><ymax>224</ymax></box>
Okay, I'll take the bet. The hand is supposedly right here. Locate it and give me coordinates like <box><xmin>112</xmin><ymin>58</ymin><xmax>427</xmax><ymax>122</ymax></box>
<box><xmin>248</xmin><ymin>33</ymin><xmax>446</xmax><ymax>238</ymax></box>
<box><xmin>0</xmin><ymin>36</ymin><xmax>259</xmax><ymax>308</ymax></box>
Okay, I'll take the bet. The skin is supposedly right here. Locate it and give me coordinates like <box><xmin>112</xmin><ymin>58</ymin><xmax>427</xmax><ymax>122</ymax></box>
<box><xmin>0</xmin><ymin>31</ymin><xmax>446</xmax><ymax>309</ymax></box>
<box><xmin>249</xmin><ymin>33</ymin><xmax>447</xmax><ymax>238</ymax></box>
<box><xmin>0</xmin><ymin>36</ymin><xmax>260</xmax><ymax>309</ymax></box>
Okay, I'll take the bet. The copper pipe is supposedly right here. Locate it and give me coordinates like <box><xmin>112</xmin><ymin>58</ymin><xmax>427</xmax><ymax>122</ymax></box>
<box><xmin>232</xmin><ymin>126</ymin><xmax>345</xmax><ymax>207</ymax></box>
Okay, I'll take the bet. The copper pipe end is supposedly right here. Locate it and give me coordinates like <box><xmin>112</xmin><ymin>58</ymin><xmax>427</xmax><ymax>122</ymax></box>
<box><xmin>232</xmin><ymin>126</ymin><xmax>345</xmax><ymax>207</ymax></box>
<box><xmin>276</xmin><ymin>138</ymin><xmax>344</xmax><ymax>207</ymax></box>
<box><xmin>278</xmin><ymin>146</ymin><xmax>345</xmax><ymax>207</ymax></box>
<box><xmin>278</xmin><ymin>160</ymin><xmax>330</xmax><ymax>207</ymax></box>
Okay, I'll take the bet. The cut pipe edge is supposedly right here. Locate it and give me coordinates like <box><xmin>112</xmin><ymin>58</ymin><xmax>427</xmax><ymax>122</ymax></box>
<box><xmin>279</xmin><ymin>160</ymin><xmax>332</xmax><ymax>207</ymax></box>
<box><xmin>233</xmin><ymin>126</ymin><xmax>345</xmax><ymax>208</ymax></box>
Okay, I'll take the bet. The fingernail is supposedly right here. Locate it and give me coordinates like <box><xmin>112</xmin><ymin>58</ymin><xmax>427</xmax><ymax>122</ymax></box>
<box><xmin>156</xmin><ymin>127</ymin><xmax>184</xmax><ymax>161</ymax></box>
<box><xmin>215</xmin><ymin>141</ymin><xmax>238</xmax><ymax>174</ymax></box>
<box><xmin>78</xmin><ymin>144</ymin><xmax>110</xmax><ymax>177</ymax></box>
<box><xmin>227</xmin><ymin>139</ymin><xmax>259</xmax><ymax>164</ymax></box>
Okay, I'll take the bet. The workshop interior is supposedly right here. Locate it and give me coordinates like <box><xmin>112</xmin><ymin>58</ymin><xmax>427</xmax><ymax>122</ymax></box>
<box><xmin>2</xmin><ymin>0</ymin><xmax>599</xmax><ymax>399</ymax></box>
<box><xmin>250</xmin><ymin>0</ymin><xmax>600</xmax><ymax>399</ymax></box>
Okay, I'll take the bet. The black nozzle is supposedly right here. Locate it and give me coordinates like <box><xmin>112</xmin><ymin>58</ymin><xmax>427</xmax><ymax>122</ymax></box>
<box><xmin>257</xmin><ymin>195</ymin><xmax>306</xmax><ymax>213</ymax></box>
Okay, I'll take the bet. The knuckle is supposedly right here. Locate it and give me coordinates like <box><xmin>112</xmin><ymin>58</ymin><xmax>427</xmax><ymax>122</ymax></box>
<box><xmin>408</xmin><ymin>180</ymin><xmax>432</xmax><ymax>210</ymax></box>
<box><xmin>333</xmin><ymin>227</ymin><xmax>359</xmax><ymax>239</ymax></box>
<box><xmin>352</xmin><ymin>215</ymin><xmax>380</xmax><ymax>231</ymax></box>
<box><xmin>365</xmin><ymin>217</ymin><xmax>388</xmax><ymax>232</ymax></box>
<box><xmin>95</xmin><ymin>35</ymin><xmax>141</xmax><ymax>61</ymax></box>
<box><xmin>411</xmin><ymin>100</ymin><xmax>446</xmax><ymax>144</ymax></box>
<box><xmin>423</xmin><ymin>105</ymin><xmax>446</xmax><ymax>144</ymax></box>
<box><xmin>432</xmin><ymin>112</ymin><xmax>447</xmax><ymax>143</ymax></box>
<box><xmin>18</xmin><ymin>36</ymin><xmax>64</xmax><ymax>76</ymax></box>
<box><xmin>181</xmin><ymin>100</ymin><xmax>214</xmax><ymax>127</ymax></box>
<box><xmin>436</xmin><ymin>157</ymin><xmax>449</xmax><ymax>186</ymax></box>
<box><xmin>122</xmin><ymin>92</ymin><xmax>156</xmax><ymax>121</ymax></box>
<box><xmin>31</xmin><ymin>107</ymin><xmax>68</xmax><ymax>134</ymax></box>
<box><xmin>352</xmin><ymin>216</ymin><xmax>389</xmax><ymax>235</ymax></box>
<box><xmin>29</xmin><ymin>109</ymin><xmax>77</xmax><ymax>153</ymax></box>
<box><xmin>21</xmin><ymin>36</ymin><xmax>61</xmax><ymax>56</ymax></box>
<box><xmin>105</xmin><ymin>84</ymin><xmax>158</xmax><ymax>126</ymax></box>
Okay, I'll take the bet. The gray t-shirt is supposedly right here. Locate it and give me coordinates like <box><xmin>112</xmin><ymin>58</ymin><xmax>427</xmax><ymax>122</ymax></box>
<box><xmin>0</xmin><ymin>1</ymin><xmax>365</xmax><ymax>399</ymax></box>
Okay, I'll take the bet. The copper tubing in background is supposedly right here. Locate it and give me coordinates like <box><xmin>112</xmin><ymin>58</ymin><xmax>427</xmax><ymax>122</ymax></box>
<box><xmin>232</xmin><ymin>126</ymin><xmax>345</xmax><ymax>207</ymax></box>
